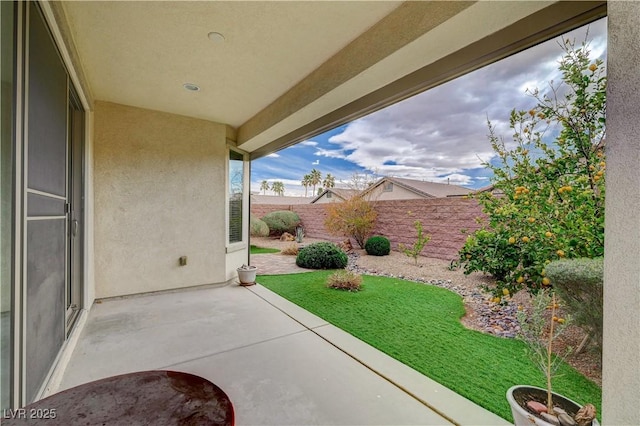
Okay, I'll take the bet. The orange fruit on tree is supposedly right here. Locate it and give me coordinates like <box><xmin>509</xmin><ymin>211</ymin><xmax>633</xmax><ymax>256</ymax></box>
<box><xmin>528</xmin><ymin>217</ymin><xmax>536</xmax><ymax>223</ymax></box>
<box><xmin>502</xmin><ymin>288</ymin><xmax>510</xmax><ymax>296</ymax></box>
<box><xmin>508</xmin><ymin>237</ymin><xmax>516</xmax><ymax>244</ymax></box>
<box><xmin>516</xmin><ymin>276</ymin><xmax>525</xmax><ymax>284</ymax></box>
<box><xmin>545</xmin><ymin>231</ymin><xmax>553</xmax><ymax>238</ymax></box>
<box><xmin>589</xmin><ymin>63</ymin><xmax>598</xmax><ymax>72</ymax></box>
<box><xmin>522</xmin><ymin>236</ymin><xmax>530</xmax><ymax>243</ymax></box>
<box><xmin>556</xmin><ymin>249</ymin><xmax>565</xmax><ymax>257</ymax></box>
<box><xmin>542</xmin><ymin>277</ymin><xmax>551</xmax><ymax>285</ymax></box>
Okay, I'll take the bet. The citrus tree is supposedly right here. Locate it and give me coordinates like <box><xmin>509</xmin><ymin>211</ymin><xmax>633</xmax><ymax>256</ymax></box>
<box><xmin>459</xmin><ymin>39</ymin><xmax>606</xmax><ymax>296</ymax></box>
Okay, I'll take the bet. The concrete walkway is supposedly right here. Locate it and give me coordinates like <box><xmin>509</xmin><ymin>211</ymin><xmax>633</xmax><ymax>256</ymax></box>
<box><xmin>58</xmin><ymin>283</ymin><xmax>508</xmax><ymax>425</ymax></box>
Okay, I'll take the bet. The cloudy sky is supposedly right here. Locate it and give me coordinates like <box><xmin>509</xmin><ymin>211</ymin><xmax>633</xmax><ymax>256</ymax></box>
<box><xmin>252</xmin><ymin>18</ymin><xmax>607</xmax><ymax>197</ymax></box>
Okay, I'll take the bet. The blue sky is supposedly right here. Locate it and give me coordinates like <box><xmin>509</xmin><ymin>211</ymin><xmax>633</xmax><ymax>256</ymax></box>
<box><xmin>252</xmin><ymin>18</ymin><xmax>607</xmax><ymax>197</ymax></box>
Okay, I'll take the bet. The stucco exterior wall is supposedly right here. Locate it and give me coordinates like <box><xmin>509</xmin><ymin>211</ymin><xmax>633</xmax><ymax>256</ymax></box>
<box><xmin>312</xmin><ymin>194</ymin><xmax>343</xmax><ymax>204</ymax></box>
<box><xmin>93</xmin><ymin>102</ymin><xmax>229</xmax><ymax>298</ymax></box>
<box><xmin>368</xmin><ymin>184</ymin><xmax>428</xmax><ymax>201</ymax></box>
<box><xmin>602</xmin><ymin>2</ymin><xmax>640</xmax><ymax>423</ymax></box>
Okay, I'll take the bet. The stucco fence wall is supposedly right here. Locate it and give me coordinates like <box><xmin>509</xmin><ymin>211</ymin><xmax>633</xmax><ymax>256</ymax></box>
<box><xmin>251</xmin><ymin>198</ymin><xmax>486</xmax><ymax>261</ymax></box>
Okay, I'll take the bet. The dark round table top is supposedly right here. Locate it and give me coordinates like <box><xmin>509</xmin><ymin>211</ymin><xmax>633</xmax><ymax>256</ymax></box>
<box><xmin>3</xmin><ymin>370</ymin><xmax>234</xmax><ymax>425</ymax></box>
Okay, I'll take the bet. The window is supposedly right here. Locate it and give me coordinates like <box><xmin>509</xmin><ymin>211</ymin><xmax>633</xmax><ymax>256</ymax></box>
<box><xmin>228</xmin><ymin>150</ymin><xmax>244</xmax><ymax>244</ymax></box>
<box><xmin>383</xmin><ymin>182</ymin><xmax>393</xmax><ymax>192</ymax></box>
<box><xmin>327</xmin><ymin>192</ymin><xmax>332</xmax><ymax>198</ymax></box>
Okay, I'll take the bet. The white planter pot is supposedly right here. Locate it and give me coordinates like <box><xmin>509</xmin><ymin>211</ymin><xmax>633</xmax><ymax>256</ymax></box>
<box><xmin>237</xmin><ymin>266</ymin><xmax>257</xmax><ymax>286</ymax></box>
<box><xmin>507</xmin><ymin>385</ymin><xmax>599</xmax><ymax>426</ymax></box>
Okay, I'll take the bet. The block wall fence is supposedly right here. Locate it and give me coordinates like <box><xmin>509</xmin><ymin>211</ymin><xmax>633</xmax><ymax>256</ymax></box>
<box><xmin>251</xmin><ymin>198</ymin><xmax>487</xmax><ymax>261</ymax></box>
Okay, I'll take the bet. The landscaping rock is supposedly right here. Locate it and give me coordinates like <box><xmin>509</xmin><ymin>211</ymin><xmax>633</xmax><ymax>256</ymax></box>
<box><xmin>558</xmin><ymin>412</ymin><xmax>578</xmax><ymax>426</ymax></box>
<box><xmin>527</xmin><ymin>400</ymin><xmax>548</xmax><ymax>413</ymax></box>
<box><xmin>541</xmin><ymin>413</ymin><xmax>561</xmax><ymax>426</ymax></box>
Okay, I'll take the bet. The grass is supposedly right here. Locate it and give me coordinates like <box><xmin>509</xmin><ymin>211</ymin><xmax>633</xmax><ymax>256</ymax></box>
<box><xmin>250</xmin><ymin>245</ymin><xmax>280</xmax><ymax>254</ymax></box>
<box><xmin>258</xmin><ymin>271</ymin><xmax>601</xmax><ymax>421</ymax></box>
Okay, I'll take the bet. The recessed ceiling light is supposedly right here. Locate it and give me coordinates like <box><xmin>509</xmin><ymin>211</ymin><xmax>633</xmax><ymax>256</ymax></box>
<box><xmin>183</xmin><ymin>83</ymin><xmax>200</xmax><ymax>92</ymax></box>
<box><xmin>207</xmin><ymin>32</ymin><xmax>225</xmax><ymax>43</ymax></box>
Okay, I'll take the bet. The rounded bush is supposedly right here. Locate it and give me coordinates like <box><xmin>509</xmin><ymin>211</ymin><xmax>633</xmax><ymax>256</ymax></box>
<box><xmin>296</xmin><ymin>242</ymin><xmax>348</xmax><ymax>270</ymax></box>
<box><xmin>365</xmin><ymin>236</ymin><xmax>390</xmax><ymax>256</ymax></box>
<box><xmin>261</xmin><ymin>211</ymin><xmax>301</xmax><ymax>236</ymax></box>
<box><xmin>250</xmin><ymin>215</ymin><xmax>269</xmax><ymax>237</ymax></box>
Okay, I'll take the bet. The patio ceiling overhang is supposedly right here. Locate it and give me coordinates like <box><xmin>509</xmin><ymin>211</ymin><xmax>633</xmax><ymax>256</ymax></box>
<box><xmin>56</xmin><ymin>1</ymin><xmax>606</xmax><ymax>159</ymax></box>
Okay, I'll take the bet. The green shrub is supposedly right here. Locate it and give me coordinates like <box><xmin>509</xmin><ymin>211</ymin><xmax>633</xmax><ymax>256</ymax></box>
<box><xmin>398</xmin><ymin>220</ymin><xmax>431</xmax><ymax>265</ymax></box>
<box><xmin>459</xmin><ymin>228</ymin><xmax>521</xmax><ymax>284</ymax></box>
<box><xmin>364</xmin><ymin>236</ymin><xmax>390</xmax><ymax>256</ymax></box>
<box><xmin>250</xmin><ymin>215</ymin><xmax>269</xmax><ymax>237</ymax></box>
<box><xmin>261</xmin><ymin>210</ymin><xmax>301</xmax><ymax>236</ymax></box>
<box><xmin>545</xmin><ymin>258</ymin><xmax>603</xmax><ymax>356</ymax></box>
<box><xmin>296</xmin><ymin>242</ymin><xmax>348</xmax><ymax>270</ymax></box>
<box><xmin>326</xmin><ymin>270</ymin><xmax>362</xmax><ymax>292</ymax></box>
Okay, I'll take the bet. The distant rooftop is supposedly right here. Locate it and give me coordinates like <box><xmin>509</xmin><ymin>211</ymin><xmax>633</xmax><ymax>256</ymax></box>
<box><xmin>251</xmin><ymin>194</ymin><xmax>314</xmax><ymax>205</ymax></box>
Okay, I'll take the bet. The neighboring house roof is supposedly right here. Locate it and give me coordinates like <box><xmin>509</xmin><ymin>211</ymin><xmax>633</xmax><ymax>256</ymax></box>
<box><xmin>473</xmin><ymin>184</ymin><xmax>504</xmax><ymax>196</ymax></box>
<box><xmin>251</xmin><ymin>195</ymin><xmax>314</xmax><ymax>205</ymax></box>
<box><xmin>364</xmin><ymin>176</ymin><xmax>474</xmax><ymax>199</ymax></box>
<box><xmin>310</xmin><ymin>188</ymin><xmax>361</xmax><ymax>203</ymax></box>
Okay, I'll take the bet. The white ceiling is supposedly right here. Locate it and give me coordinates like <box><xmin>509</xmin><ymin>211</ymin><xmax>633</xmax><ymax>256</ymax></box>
<box><xmin>62</xmin><ymin>1</ymin><xmax>401</xmax><ymax>127</ymax></box>
<box><xmin>59</xmin><ymin>1</ymin><xmax>606</xmax><ymax>155</ymax></box>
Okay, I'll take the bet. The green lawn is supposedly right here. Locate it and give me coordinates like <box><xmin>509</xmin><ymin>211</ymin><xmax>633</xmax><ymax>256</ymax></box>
<box><xmin>250</xmin><ymin>245</ymin><xmax>280</xmax><ymax>254</ymax></box>
<box><xmin>258</xmin><ymin>271</ymin><xmax>601</xmax><ymax>421</ymax></box>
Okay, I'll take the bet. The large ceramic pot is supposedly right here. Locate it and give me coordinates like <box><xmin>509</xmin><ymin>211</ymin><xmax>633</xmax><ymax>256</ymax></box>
<box><xmin>237</xmin><ymin>265</ymin><xmax>257</xmax><ymax>286</ymax></box>
<box><xmin>507</xmin><ymin>385</ymin><xmax>599</xmax><ymax>426</ymax></box>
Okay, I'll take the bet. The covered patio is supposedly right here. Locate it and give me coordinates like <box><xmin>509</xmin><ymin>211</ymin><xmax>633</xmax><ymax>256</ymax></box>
<box><xmin>2</xmin><ymin>1</ymin><xmax>638</xmax><ymax>423</ymax></box>
<box><xmin>56</xmin><ymin>283</ymin><xmax>506</xmax><ymax>425</ymax></box>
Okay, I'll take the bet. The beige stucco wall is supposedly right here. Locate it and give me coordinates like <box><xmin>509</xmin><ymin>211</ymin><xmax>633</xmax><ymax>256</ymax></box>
<box><xmin>313</xmin><ymin>193</ymin><xmax>343</xmax><ymax>204</ymax></box>
<box><xmin>83</xmin><ymin>110</ymin><xmax>95</xmax><ymax>307</ymax></box>
<box><xmin>602</xmin><ymin>2</ymin><xmax>640</xmax><ymax>423</ymax></box>
<box><xmin>93</xmin><ymin>102</ymin><xmax>231</xmax><ymax>298</ymax></box>
<box><xmin>368</xmin><ymin>184</ymin><xmax>427</xmax><ymax>201</ymax></box>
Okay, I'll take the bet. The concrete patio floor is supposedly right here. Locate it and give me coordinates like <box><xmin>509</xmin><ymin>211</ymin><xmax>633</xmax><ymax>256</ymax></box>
<box><xmin>57</xmin><ymin>283</ymin><xmax>509</xmax><ymax>425</ymax></box>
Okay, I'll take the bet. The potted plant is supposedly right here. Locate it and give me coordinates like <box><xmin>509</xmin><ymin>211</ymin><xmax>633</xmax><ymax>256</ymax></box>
<box><xmin>507</xmin><ymin>289</ymin><xmax>597</xmax><ymax>426</ymax></box>
<box><xmin>237</xmin><ymin>264</ymin><xmax>257</xmax><ymax>286</ymax></box>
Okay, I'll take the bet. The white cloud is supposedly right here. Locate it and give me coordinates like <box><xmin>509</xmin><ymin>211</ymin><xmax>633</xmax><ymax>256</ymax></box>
<box><xmin>266</xmin><ymin>153</ymin><xmax>280</xmax><ymax>158</ymax></box>
<box><xmin>252</xmin><ymin>18</ymin><xmax>607</xmax><ymax>191</ymax></box>
<box><xmin>315</xmin><ymin>19</ymin><xmax>607</xmax><ymax>184</ymax></box>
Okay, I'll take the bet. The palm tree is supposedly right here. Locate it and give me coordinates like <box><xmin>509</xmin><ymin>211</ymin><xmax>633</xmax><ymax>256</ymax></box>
<box><xmin>260</xmin><ymin>180</ymin><xmax>270</xmax><ymax>195</ymax></box>
<box><xmin>271</xmin><ymin>181</ymin><xmax>285</xmax><ymax>196</ymax></box>
<box><xmin>322</xmin><ymin>173</ymin><xmax>335</xmax><ymax>189</ymax></box>
<box><xmin>309</xmin><ymin>168</ymin><xmax>322</xmax><ymax>195</ymax></box>
<box><xmin>301</xmin><ymin>174</ymin><xmax>311</xmax><ymax>197</ymax></box>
